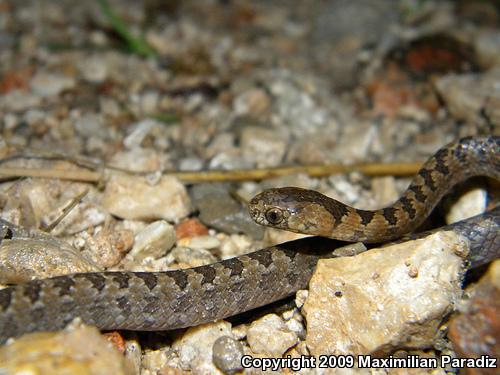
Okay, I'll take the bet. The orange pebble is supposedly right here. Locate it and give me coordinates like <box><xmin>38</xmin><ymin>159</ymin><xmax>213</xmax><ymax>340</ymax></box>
<box><xmin>103</xmin><ymin>331</ymin><xmax>126</xmax><ymax>353</ymax></box>
<box><xmin>176</xmin><ymin>218</ymin><xmax>209</xmax><ymax>239</ymax></box>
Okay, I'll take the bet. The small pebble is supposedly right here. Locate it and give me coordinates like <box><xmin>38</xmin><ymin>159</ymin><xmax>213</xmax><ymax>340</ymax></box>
<box><xmin>123</xmin><ymin>119</ymin><xmax>159</xmax><ymax>149</ymax></box>
<box><xmin>172</xmin><ymin>321</ymin><xmax>233</xmax><ymax>373</ymax></box>
<box><xmin>103</xmin><ymin>175</ymin><xmax>191</xmax><ymax>221</ymax></box>
<box><xmin>79</xmin><ymin>228</ymin><xmax>133</xmax><ymax>268</ymax></box>
<box><xmin>168</xmin><ymin>247</ymin><xmax>217</xmax><ymax>268</ymax></box>
<box><xmin>140</xmin><ymin>91</ymin><xmax>159</xmax><ymax>114</ymax></box>
<box><xmin>233</xmin><ymin>88</ymin><xmax>271</xmax><ymax>117</ymax></box>
<box><xmin>445</xmin><ymin>187</ymin><xmax>487</xmax><ymax>224</ymax></box>
<box><xmin>178</xmin><ymin>156</ymin><xmax>204</xmax><ymax>171</ymax></box>
<box><xmin>30</xmin><ymin>72</ymin><xmax>76</xmax><ymax>97</ymax></box>
<box><xmin>212</xmin><ymin>336</ymin><xmax>244</xmax><ymax>375</ymax></box>
<box><xmin>219</xmin><ymin>234</ymin><xmax>252</xmax><ymax>259</ymax></box>
<box><xmin>124</xmin><ymin>340</ymin><xmax>142</xmax><ymax>375</ymax></box>
<box><xmin>141</xmin><ymin>349</ymin><xmax>168</xmax><ymax>374</ymax></box>
<box><xmin>79</xmin><ymin>56</ymin><xmax>108</xmax><ymax>83</ymax></box>
<box><xmin>175</xmin><ymin>218</ymin><xmax>209</xmax><ymax>239</ymax></box>
<box><xmin>177</xmin><ymin>235</ymin><xmax>220</xmax><ymax>250</ymax></box>
<box><xmin>129</xmin><ymin>220</ymin><xmax>176</xmax><ymax>260</ymax></box>
<box><xmin>240</xmin><ymin>126</ymin><xmax>289</xmax><ymax>168</ymax></box>
<box><xmin>371</xmin><ymin>176</ymin><xmax>399</xmax><ymax>206</ymax></box>
<box><xmin>246</xmin><ymin>314</ymin><xmax>298</xmax><ymax>357</ymax></box>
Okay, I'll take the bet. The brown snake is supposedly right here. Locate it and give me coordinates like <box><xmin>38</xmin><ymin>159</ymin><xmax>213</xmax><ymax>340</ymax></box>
<box><xmin>0</xmin><ymin>136</ymin><xmax>499</xmax><ymax>343</ymax></box>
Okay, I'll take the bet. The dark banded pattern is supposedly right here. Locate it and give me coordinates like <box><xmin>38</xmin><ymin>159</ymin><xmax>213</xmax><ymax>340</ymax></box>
<box><xmin>249</xmin><ymin>136</ymin><xmax>499</xmax><ymax>242</ymax></box>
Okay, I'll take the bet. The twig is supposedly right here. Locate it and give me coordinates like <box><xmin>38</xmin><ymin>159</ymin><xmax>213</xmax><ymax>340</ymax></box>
<box><xmin>0</xmin><ymin>162</ymin><xmax>423</xmax><ymax>184</ymax></box>
<box><xmin>42</xmin><ymin>189</ymin><xmax>90</xmax><ymax>232</ymax></box>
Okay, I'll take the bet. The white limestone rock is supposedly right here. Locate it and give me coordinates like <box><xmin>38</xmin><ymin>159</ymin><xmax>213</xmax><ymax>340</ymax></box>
<box><xmin>172</xmin><ymin>321</ymin><xmax>233</xmax><ymax>374</ymax></box>
<box><xmin>246</xmin><ymin>314</ymin><xmax>298</xmax><ymax>357</ymax></box>
<box><xmin>303</xmin><ymin>231</ymin><xmax>468</xmax><ymax>356</ymax></box>
<box><xmin>103</xmin><ymin>175</ymin><xmax>191</xmax><ymax>221</ymax></box>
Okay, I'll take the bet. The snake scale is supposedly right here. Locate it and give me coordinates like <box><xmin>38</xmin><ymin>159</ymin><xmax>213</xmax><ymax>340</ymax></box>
<box><xmin>0</xmin><ymin>136</ymin><xmax>499</xmax><ymax>343</ymax></box>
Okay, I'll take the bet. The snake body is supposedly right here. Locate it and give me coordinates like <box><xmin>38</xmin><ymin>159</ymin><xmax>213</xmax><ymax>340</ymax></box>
<box><xmin>0</xmin><ymin>136</ymin><xmax>499</xmax><ymax>343</ymax></box>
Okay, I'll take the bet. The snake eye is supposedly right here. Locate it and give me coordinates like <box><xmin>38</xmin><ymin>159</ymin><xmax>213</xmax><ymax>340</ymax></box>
<box><xmin>265</xmin><ymin>208</ymin><xmax>283</xmax><ymax>224</ymax></box>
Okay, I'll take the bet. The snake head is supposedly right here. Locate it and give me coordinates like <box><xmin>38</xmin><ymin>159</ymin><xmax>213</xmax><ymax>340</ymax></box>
<box><xmin>248</xmin><ymin>187</ymin><xmax>338</xmax><ymax>237</ymax></box>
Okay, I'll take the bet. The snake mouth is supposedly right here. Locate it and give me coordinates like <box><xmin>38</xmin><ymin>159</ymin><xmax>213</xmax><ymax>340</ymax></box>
<box><xmin>248</xmin><ymin>207</ymin><xmax>260</xmax><ymax>220</ymax></box>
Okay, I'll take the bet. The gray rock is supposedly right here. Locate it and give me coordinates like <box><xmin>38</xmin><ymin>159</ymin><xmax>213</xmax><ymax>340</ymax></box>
<box><xmin>475</xmin><ymin>31</ymin><xmax>500</xmax><ymax>68</ymax></box>
<box><xmin>240</xmin><ymin>126</ymin><xmax>289</xmax><ymax>168</ymax></box>
<box><xmin>212</xmin><ymin>336</ymin><xmax>244</xmax><ymax>375</ymax></box>
<box><xmin>190</xmin><ymin>184</ymin><xmax>264</xmax><ymax>239</ymax></box>
<box><xmin>434</xmin><ymin>71</ymin><xmax>500</xmax><ymax>130</ymax></box>
<box><xmin>128</xmin><ymin>220</ymin><xmax>176</xmax><ymax>261</ymax></box>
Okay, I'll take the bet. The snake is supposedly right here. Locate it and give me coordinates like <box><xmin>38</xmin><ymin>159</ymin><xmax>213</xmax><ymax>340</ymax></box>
<box><xmin>0</xmin><ymin>136</ymin><xmax>498</xmax><ymax>343</ymax></box>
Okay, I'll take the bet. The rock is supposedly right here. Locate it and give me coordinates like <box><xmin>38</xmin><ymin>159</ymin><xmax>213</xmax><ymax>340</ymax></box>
<box><xmin>371</xmin><ymin>176</ymin><xmax>399</xmax><ymax>207</ymax></box>
<box><xmin>448</xmin><ymin>260</ymin><xmax>500</xmax><ymax>361</ymax></box>
<box><xmin>172</xmin><ymin>321</ymin><xmax>233</xmax><ymax>373</ymax></box>
<box><xmin>445</xmin><ymin>187</ymin><xmax>487</xmax><ymax>225</ymax></box>
<box><xmin>73</xmin><ymin>112</ymin><xmax>109</xmax><ymax>140</ymax></box>
<box><xmin>205</xmin><ymin>133</ymin><xmax>236</xmax><ymax>159</ymax></box>
<box><xmin>141</xmin><ymin>347</ymin><xmax>178</xmax><ymax>374</ymax></box>
<box><xmin>434</xmin><ymin>72</ymin><xmax>500</xmax><ymax>129</ymax></box>
<box><xmin>284</xmin><ymin>311</ymin><xmax>306</xmax><ymax>341</ymax></box>
<box><xmin>208</xmin><ymin>150</ymin><xmax>251</xmax><ymax>170</ymax></box>
<box><xmin>240</xmin><ymin>126</ymin><xmax>289</xmax><ymax>168</ymax></box>
<box><xmin>303</xmin><ymin>231</ymin><xmax>467</xmax><ymax>356</ymax></box>
<box><xmin>78</xmin><ymin>55</ymin><xmax>108</xmax><ymax>83</ymax></box>
<box><xmin>246</xmin><ymin>314</ymin><xmax>298</xmax><ymax>357</ymax></box>
<box><xmin>109</xmin><ymin>148</ymin><xmax>170</xmax><ymax>172</ymax></box>
<box><xmin>102</xmin><ymin>331</ymin><xmax>126</xmax><ymax>353</ymax></box>
<box><xmin>175</xmin><ymin>218</ymin><xmax>209</xmax><ymax>239</ymax></box>
<box><xmin>168</xmin><ymin>247</ymin><xmax>217</xmax><ymax>268</ymax></box>
<box><xmin>103</xmin><ymin>175</ymin><xmax>191</xmax><ymax>221</ymax></box>
<box><xmin>128</xmin><ymin>220</ymin><xmax>176</xmax><ymax>260</ymax></box>
<box><xmin>123</xmin><ymin>118</ymin><xmax>162</xmax><ymax>149</ymax></box>
<box><xmin>475</xmin><ymin>31</ymin><xmax>500</xmax><ymax>69</ymax></box>
<box><xmin>0</xmin><ymin>90</ymin><xmax>41</xmax><ymax>112</ymax></box>
<box><xmin>310</xmin><ymin>0</ymin><xmax>397</xmax><ymax>88</ymax></box>
<box><xmin>177</xmin><ymin>235</ymin><xmax>220</xmax><ymax>250</ymax></box>
<box><xmin>124</xmin><ymin>340</ymin><xmax>142</xmax><ymax>375</ymax></box>
<box><xmin>30</xmin><ymin>72</ymin><xmax>76</xmax><ymax>97</ymax></box>
<box><xmin>219</xmin><ymin>234</ymin><xmax>252</xmax><ymax>259</ymax></box>
<box><xmin>44</xmin><ymin>199</ymin><xmax>108</xmax><ymax>236</ymax></box>
<box><xmin>269</xmin><ymin>73</ymin><xmax>330</xmax><ymax>136</ymax></box>
<box><xmin>139</xmin><ymin>91</ymin><xmax>159</xmax><ymax>114</ymax></box>
<box><xmin>212</xmin><ymin>336</ymin><xmax>244</xmax><ymax>375</ymax></box>
<box><xmin>0</xmin><ymin>237</ymin><xmax>100</xmax><ymax>284</ymax></box>
<box><xmin>178</xmin><ymin>156</ymin><xmax>204</xmax><ymax>171</ymax></box>
<box><xmin>78</xmin><ymin>228</ymin><xmax>134</xmax><ymax>268</ymax></box>
<box><xmin>0</xmin><ymin>321</ymin><xmax>130</xmax><ymax>375</ymax></box>
<box><xmin>190</xmin><ymin>183</ymin><xmax>264</xmax><ymax>239</ymax></box>
<box><xmin>233</xmin><ymin>88</ymin><xmax>271</xmax><ymax>117</ymax></box>
<box><xmin>264</xmin><ymin>227</ymin><xmax>309</xmax><ymax>246</ymax></box>
<box><xmin>328</xmin><ymin>120</ymin><xmax>378</xmax><ymax>163</ymax></box>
